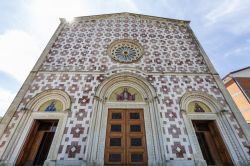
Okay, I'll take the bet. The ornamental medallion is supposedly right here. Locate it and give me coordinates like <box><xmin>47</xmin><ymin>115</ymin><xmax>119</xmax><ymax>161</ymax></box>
<box><xmin>108</xmin><ymin>39</ymin><xmax>143</xmax><ymax>63</ymax></box>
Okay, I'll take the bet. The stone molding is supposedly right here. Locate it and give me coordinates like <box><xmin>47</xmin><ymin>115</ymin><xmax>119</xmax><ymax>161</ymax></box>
<box><xmin>25</xmin><ymin>89</ymin><xmax>71</xmax><ymax>112</ymax></box>
<box><xmin>86</xmin><ymin>72</ymin><xmax>166</xmax><ymax>165</ymax></box>
<box><xmin>180</xmin><ymin>91</ymin><xmax>223</xmax><ymax>113</ymax></box>
<box><xmin>0</xmin><ymin>89</ymin><xmax>71</xmax><ymax>165</ymax></box>
<box><xmin>180</xmin><ymin>91</ymin><xmax>250</xmax><ymax>165</ymax></box>
<box><xmin>213</xmin><ymin>75</ymin><xmax>250</xmax><ymax>142</ymax></box>
<box><xmin>60</xmin><ymin>12</ymin><xmax>190</xmax><ymax>26</ymax></box>
<box><xmin>37</xmin><ymin>69</ymin><xmax>217</xmax><ymax>76</ymax></box>
<box><xmin>95</xmin><ymin>72</ymin><xmax>157</xmax><ymax>101</ymax></box>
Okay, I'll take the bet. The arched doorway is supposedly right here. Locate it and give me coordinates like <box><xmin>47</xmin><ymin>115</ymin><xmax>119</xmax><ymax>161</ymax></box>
<box><xmin>1</xmin><ymin>90</ymin><xmax>70</xmax><ymax>165</ymax></box>
<box><xmin>180</xmin><ymin>91</ymin><xmax>236</xmax><ymax>166</ymax></box>
<box><xmin>86</xmin><ymin>73</ymin><xmax>166</xmax><ymax>165</ymax></box>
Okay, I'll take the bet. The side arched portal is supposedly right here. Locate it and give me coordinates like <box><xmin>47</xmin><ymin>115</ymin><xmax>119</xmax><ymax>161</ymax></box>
<box><xmin>2</xmin><ymin>90</ymin><xmax>71</xmax><ymax>165</ymax></box>
<box><xmin>86</xmin><ymin>72</ymin><xmax>166</xmax><ymax>165</ymax></box>
<box><xmin>180</xmin><ymin>91</ymin><xmax>248</xmax><ymax>166</ymax></box>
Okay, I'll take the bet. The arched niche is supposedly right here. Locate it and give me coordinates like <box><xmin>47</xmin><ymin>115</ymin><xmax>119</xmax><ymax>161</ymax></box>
<box><xmin>180</xmin><ymin>91</ymin><xmax>222</xmax><ymax>114</ymax></box>
<box><xmin>86</xmin><ymin>72</ymin><xmax>166</xmax><ymax>165</ymax></box>
<box><xmin>188</xmin><ymin>101</ymin><xmax>211</xmax><ymax>113</ymax></box>
<box><xmin>26</xmin><ymin>89</ymin><xmax>71</xmax><ymax>112</ymax></box>
<box><xmin>179</xmin><ymin>91</ymin><xmax>241</xmax><ymax>165</ymax></box>
<box><xmin>109</xmin><ymin>86</ymin><xmax>143</xmax><ymax>102</ymax></box>
<box><xmin>96</xmin><ymin>72</ymin><xmax>157</xmax><ymax>102</ymax></box>
<box><xmin>38</xmin><ymin>99</ymin><xmax>63</xmax><ymax>112</ymax></box>
<box><xmin>2</xmin><ymin>89</ymin><xmax>71</xmax><ymax>165</ymax></box>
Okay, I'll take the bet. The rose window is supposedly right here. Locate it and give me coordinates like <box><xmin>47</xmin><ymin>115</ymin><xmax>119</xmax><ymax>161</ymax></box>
<box><xmin>108</xmin><ymin>39</ymin><xmax>143</xmax><ymax>63</ymax></box>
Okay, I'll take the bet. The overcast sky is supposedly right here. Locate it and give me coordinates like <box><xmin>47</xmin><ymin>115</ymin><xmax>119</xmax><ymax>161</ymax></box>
<box><xmin>0</xmin><ymin>0</ymin><xmax>250</xmax><ymax>116</ymax></box>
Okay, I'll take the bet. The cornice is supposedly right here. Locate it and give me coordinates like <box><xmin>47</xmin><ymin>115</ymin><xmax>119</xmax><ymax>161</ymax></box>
<box><xmin>60</xmin><ymin>12</ymin><xmax>190</xmax><ymax>25</ymax></box>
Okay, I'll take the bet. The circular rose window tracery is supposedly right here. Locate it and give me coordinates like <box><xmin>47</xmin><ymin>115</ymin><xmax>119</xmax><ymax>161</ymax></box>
<box><xmin>108</xmin><ymin>39</ymin><xmax>143</xmax><ymax>63</ymax></box>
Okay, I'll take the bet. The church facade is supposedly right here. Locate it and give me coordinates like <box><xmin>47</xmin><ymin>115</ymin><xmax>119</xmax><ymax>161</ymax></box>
<box><xmin>0</xmin><ymin>13</ymin><xmax>250</xmax><ymax>166</ymax></box>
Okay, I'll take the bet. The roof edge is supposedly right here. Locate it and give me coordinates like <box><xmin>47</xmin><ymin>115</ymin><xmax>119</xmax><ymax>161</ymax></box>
<box><xmin>60</xmin><ymin>12</ymin><xmax>190</xmax><ymax>24</ymax></box>
<box><xmin>222</xmin><ymin>66</ymin><xmax>250</xmax><ymax>80</ymax></box>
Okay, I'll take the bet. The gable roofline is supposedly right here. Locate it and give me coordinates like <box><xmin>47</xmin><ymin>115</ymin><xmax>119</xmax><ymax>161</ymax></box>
<box><xmin>222</xmin><ymin>66</ymin><xmax>250</xmax><ymax>80</ymax></box>
<box><xmin>60</xmin><ymin>12</ymin><xmax>190</xmax><ymax>24</ymax></box>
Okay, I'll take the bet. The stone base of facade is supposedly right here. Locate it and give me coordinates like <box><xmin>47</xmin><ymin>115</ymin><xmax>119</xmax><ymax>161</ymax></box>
<box><xmin>0</xmin><ymin>159</ymin><xmax>249</xmax><ymax>166</ymax></box>
<box><xmin>166</xmin><ymin>160</ymin><xmax>203</xmax><ymax>166</ymax></box>
<box><xmin>0</xmin><ymin>159</ymin><xmax>203</xmax><ymax>166</ymax></box>
<box><xmin>46</xmin><ymin>160</ymin><xmax>197</xmax><ymax>166</ymax></box>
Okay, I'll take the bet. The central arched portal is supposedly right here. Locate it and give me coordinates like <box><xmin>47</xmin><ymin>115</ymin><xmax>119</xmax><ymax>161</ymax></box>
<box><xmin>86</xmin><ymin>73</ymin><xmax>166</xmax><ymax>165</ymax></box>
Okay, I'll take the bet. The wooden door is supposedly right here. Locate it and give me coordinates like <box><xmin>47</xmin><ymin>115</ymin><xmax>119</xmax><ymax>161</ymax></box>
<box><xmin>208</xmin><ymin>122</ymin><xmax>233</xmax><ymax>166</ymax></box>
<box><xmin>105</xmin><ymin>109</ymin><xmax>148</xmax><ymax>165</ymax></box>
<box><xmin>16</xmin><ymin>120</ymin><xmax>58</xmax><ymax>166</ymax></box>
<box><xmin>16</xmin><ymin>120</ymin><xmax>41</xmax><ymax>166</ymax></box>
<box><xmin>192</xmin><ymin>120</ymin><xmax>233</xmax><ymax>166</ymax></box>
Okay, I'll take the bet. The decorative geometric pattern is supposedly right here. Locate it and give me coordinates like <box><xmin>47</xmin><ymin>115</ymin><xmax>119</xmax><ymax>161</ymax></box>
<box><xmin>108</xmin><ymin>39</ymin><xmax>143</xmax><ymax>63</ymax></box>
<box><xmin>40</xmin><ymin>15</ymin><xmax>208</xmax><ymax>73</ymax></box>
<box><xmin>0</xmin><ymin>71</ymin><xmax>248</xmax><ymax>160</ymax></box>
<box><xmin>0</xmin><ymin>13</ymin><xmax>249</xmax><ymax>162</ymax></box>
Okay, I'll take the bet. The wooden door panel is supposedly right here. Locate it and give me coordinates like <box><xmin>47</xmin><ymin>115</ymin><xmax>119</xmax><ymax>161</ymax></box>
<box><xmin>27</xmin><ymin>131</ymin><xmax>45</xmax><ymax>161</ymax></box>
<box><xmin>128</xmin><ymin>137</ymin><xmax>146</xmax><ymax>149</ymax></box>
<box><xmin>16</xmin><ymin>120</ymin><xmax>58</xmax><ymax>166</ymax></box>
<box><xmin>193</xmin><ymin>120</ymin><xmax>233</xmax><ymax>166</ymax></box>
<box><xmin>105</xmin><ymin>149</ymin><xmax>124</xmax><ymax>165</ymax></box>
<box><xmin>208</xmin><ymin>122</ymin><xmax>233</xmax><ymax>165</ymax></box>
<box><xmin>16</xmin><ymin>120</ymin><xmax>40</xmax><ymax>166</ymax></box>
<box><xmin>108</xmin><ymin>110</ymin><xmax>125</xmax><ymax>121</ymax></box>
<box><xmin>128</xmin><ymin>150</ymin><xmax>147</xmax><ymax>165</ymax></box>
<box><xmin>203</xmin><ymin>131</ymin><xmax>223</xmax><ymax>166</ymax></box>
<box><xmin>105</xmin><ymin>109</ymin><xmax>147</xmax><ymax>165</ymax></box>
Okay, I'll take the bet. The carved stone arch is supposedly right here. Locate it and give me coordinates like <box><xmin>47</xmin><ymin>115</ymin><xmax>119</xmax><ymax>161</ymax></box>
<box><xmin>179</xmin><ymin>91</ymin><xmax>241</xmax><ymax>165</ymax></box>
<box><xmin>180</xmin><ymin>91</ymin><xmax>223</xmax><ymax>114</ymax></box>
<box><xmin>95</xmin><ymin>72</ymin><xmax>157</xmax><ymax>101</ymax></box>
<box><xmin>107</xmin><ymin>66</ymin><xmax>148</xmax><ymax>76</ymax></box>
<box><xmin>108</xmin><ymin>86</ymin><xmax>144</xmax><ymax>102</ymax></box>
<box><xmin>1</xmin><ymin>89</ymin><xmax>71</xmax><ymax>165</ymax></box>
<box><xmin>86</xmin><ymin>72</ymin><xmax>166</xmax><ymax>165</ymax></box>
<box><xmin>26</xmin><ymin>89</ymin><xmax>71</xmax><ymax>112</ymax></box>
